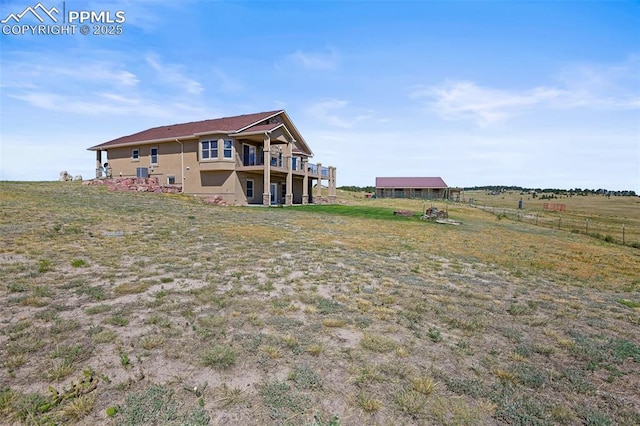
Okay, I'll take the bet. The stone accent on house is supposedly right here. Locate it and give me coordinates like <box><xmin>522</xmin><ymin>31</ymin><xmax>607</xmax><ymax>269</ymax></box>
<box><xmin>83</xmin><ymin>177</ymin><xmax>182</xmax><ymax>194</ymax></box>
<box><xmin>203</xmin><ymin>196</ymin><xmax>228</xmax><ymax>206</ymax></box>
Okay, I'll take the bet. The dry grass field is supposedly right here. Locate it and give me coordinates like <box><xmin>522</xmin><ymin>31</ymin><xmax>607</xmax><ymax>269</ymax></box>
<box><xmin>462</xmin><ymin>190</ymin><xmax>640</xmax><ymax>247</ymax></box>
<box><xmin>1</xmin><ymin>182</ymin><xmax>639</xmax><ymax>425</ymax></box>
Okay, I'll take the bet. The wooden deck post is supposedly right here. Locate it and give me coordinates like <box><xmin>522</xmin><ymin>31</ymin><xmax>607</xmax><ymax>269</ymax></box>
<box><xmin>302</xmin><ymin>158</ymin><xmax>309</xmax><ymax>205</ymax></box>
<box><xmin>315</xmin><ymin>162</ymin><xmax>322</xmax><ymax>203</ymax></box>
<box><xmin>285</xmin><ymin>141</ymin><xmax>293</xmax><ymax>205</ymax></box>
<box><xmin>262</xmin><ymin>134</ymin><xmax>271</xmax><ymax>206</ymax></box>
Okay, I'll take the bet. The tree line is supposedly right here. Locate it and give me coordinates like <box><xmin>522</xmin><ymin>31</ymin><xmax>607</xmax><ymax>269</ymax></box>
<box><xmin>462</xmin><ymin>185</ymin><xmax>636</xmax><ymax>197</ymax></box>
<box><xmin>338</xmin><ymin>185</ymin><xmax>636</xmax><ymax>197</ymax></box>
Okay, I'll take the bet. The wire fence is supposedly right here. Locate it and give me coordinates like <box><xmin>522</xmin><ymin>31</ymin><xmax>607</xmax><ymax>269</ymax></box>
<box><xmin>470</xmin><ymin>203</ymin><xmax>639</xmax><ymax>248</ymax></box>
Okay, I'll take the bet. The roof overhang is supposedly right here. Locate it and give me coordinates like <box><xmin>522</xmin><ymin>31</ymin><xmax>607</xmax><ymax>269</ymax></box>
<box><xmin>235</xmin><ymin>110</ymin><xmax>283</xmax><ymax>133</ymax></box>
<box><xmin>87</xmin><ymin>110</ymin><xmax>314</xmax><ymax>156</ymax></box>
<box><xmin>87</xmin><ymin>136</ymin><xmax>196</xmax><ymax>151</ymax></box>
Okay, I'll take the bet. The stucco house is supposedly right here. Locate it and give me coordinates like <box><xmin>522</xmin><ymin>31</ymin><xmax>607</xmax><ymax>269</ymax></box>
<box><xmin>375</xmin><ymin>177</ymin><xmax>459</xmax><ymax>200</ymax></box>
<box><xmin>88</xmin><ymin>110</ymin><xmax>337</xmax><ymax>205</ymax></box>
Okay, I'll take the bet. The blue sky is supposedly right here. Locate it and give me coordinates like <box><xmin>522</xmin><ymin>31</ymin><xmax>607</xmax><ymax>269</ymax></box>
<box><xmin>1</xmin><ymin>0</ymin><xmax>639</xmax><ymax>191</ymax></box>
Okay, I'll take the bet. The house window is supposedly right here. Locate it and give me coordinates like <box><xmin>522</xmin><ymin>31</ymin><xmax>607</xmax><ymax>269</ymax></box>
<box><xmin>246</xmin><ymin>179</ymin><xmax>254</xmax><ymax>198</ymax></box>
<box><xmin>243</xmin><ymin>144</ymin><xmax>257</xmax><ymax>166</ymax></box>
<box><xmin>150</xmin><ymin>147</ymin><xmax>158</xmax><ymax>165</ymax></box>
<box><xmin>132</xmin><ymin>149</ymin><xmax>139</xmax><ymax>161</ymax></box>
<box><xmin>201</xmin><ymin>140</ymin><xmax>218</xmax><ymax>159</ymax></box>
<box><xmin>167</xmin><ymin>176</ymin><xmax>176</xmax><ymax>185</ymax></box>
<box><xmin>258</xmin><ymin>146</ymin><xmax>264</xmax><ymax>165</ymax></box>
<box><xmin>223</xmin><ymin>139</ymin><xmax>233</xmax><ymax>159</ymax></box>
<box><xmin>292</xmin><ymin>157</ymin><xmax>297</xmax><ymax>171</ymax></box>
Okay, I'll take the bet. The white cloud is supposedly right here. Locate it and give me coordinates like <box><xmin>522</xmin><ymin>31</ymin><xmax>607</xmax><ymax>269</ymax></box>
<box><xmin>414</xmin><ymin>57</ymin><xmax>640</xmax><ymax>126</ymax></box>
<box><xmin>2</xmin><ymin>51</ymin><xmax>209</xmax><ymax>119</ymax></box>
<box><xmin>145</xmin><ymin>54</ymin><xmax>203</xmax><ymax>95</ymax></box>
<box><xmin>52</xmin><ymin>65</ymin><xmax>139</xmax><ymax>87</ymax></box>
<box><xmin>10</xmin><ymin>91</ymin><xmax>207</xmax><ymax>119</ymax></box>
<box><xmin>0</xmin><ymin>59</ymin><xmax>138</xmax><ymax>88</ymax></box>
<box><xmin>411</xmin><ymin>80</ymin><xmax>563</xmax><ymax>125</ymax></box>
<box><xmin>305</xmin><ymin>99</ymin><xmax>374</xmax><ymax>128</ymax></box>
<box><xmin>285</xmin><ymin>48</ymin><xmax>339</xmax><ymax>70</ymax></box>
<box><xmin>556</xmin><ymin>55</ymin><xmax>640</xmax><ymax>109</ymax></box>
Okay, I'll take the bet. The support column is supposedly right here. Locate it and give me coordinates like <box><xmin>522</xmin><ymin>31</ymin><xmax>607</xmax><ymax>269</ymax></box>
<box><xmin>315</xmin><ymin>162</ymin><xmax>322</xmax><ymax>204</ymax></box>
<box><xmin>285</xmin><ymin>141</ymin><xmax>293</xmax><ymax>205</ymax></box>
<box><xmin>262</xmin><ymin>134</ymin><xmax>271</xmax><ymax>206</ymax></box>
<box><xmin>95</xmin><ymin>150</ymin><xmax>102</xmax><ymax>178</ymax></box>
<box><xmin>328</xmin><ymin>166</ymin><xmax>337</xmax><ymax>204</ymax></box>
<box><xmin>302</xmin><ymin>158</ymin><xmax>309</xmax><ymax>205</ymax></box>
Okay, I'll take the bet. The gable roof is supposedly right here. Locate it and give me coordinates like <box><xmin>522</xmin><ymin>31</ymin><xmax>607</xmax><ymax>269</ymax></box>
<box><xmin>376</xmin><ymin>177</ymin><xmax>448</xmax><ymax>188</ymax></box>
<box><xmin>88</xmin><ymin>110</ymin><xmax>304</xmax><ymax>151</ymax></box>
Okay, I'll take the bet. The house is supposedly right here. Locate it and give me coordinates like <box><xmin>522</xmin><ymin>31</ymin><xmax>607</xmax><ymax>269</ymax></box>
<box><xmin>88</xmin><ymin>110</ymin><xmax>337</xmax><ymax>205</ymax></box>
<box><xmin>375</xmin><ymin>177</ymin><xmax>460</xmax><ymax>200</ymax></box>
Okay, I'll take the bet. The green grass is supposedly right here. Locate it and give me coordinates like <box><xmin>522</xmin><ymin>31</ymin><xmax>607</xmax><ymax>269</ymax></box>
<box><xmin>261</xmin><ymin>380</ymin><xmax>310</xmax><ymax>421</ymax></box>
<box><xmin>294</xmin><ymin>204</ymin><xmax>422</xmax><ymax>221</ymax></box>
<box><xmin>201</xmin><ymin>345</ymin><xmax>237</xmax><ymax>370</ymax></box>
<box><xmin>114</xmin><ymin>385</ymin><xmax>209</xmax><ymax>425</ymax></box>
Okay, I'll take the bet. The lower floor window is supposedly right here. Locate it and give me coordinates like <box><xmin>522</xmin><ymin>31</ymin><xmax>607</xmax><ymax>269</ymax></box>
<box><xmin>246</xmin><ymin>180</ymin><xmax>254</xmax><ymax>198</ymax></box>
<box><xmin>167</xmin><ymin>176</ymin><xmax>176</xmax><ymax>185</ymax></box>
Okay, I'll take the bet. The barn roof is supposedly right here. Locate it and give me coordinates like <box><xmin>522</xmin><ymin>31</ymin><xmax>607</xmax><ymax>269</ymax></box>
<box><xmin>375</xmin><ymin>177</ymin><xmax>448</xmax><ymax>188</ymax></box>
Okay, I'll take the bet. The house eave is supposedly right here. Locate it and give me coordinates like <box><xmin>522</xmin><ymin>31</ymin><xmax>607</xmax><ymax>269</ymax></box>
<box><xmin>192</xmin><ymin>130</ymin><xmax>233</xmax><ymax>137</ymax></box>
<box><xmin>87</xmin><ymin>136</ymin><xmax>195</xmax><ymax>151</ymax></box>
<box><xmin>230</xmin><ymin>124</ymin><xmax>284</xmax><ymax>138</ymax></box>
<box><xmin>234</xmin><ymin>110</ymin><xmax>284</xmax><ymax>133</ymax></box>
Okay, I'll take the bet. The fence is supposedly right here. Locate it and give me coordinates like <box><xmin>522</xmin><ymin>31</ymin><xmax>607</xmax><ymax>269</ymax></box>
<box><xmin>471</xmin><ymin>203</ymin><xmax>639</xmax><ymax>247</ymax></box>
<box><xmin>543</xmin><ymin>203</ymin><xmax>566</xmax><ymax>212</ymax></box>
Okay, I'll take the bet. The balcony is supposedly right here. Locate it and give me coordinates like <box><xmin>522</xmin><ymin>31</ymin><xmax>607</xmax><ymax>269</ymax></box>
<box><xmin>236</xmin><ymin>155</ymin><xmax>329</xmax><ymax>179</ymax></box>
<box><xmin>307</xmin><ymin>164</ymin><xmax>329</xmax><ymax>178</ymax></box>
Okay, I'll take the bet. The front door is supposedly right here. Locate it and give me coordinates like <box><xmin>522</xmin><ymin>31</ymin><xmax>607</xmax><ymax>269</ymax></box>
<box><xmin>270</xmin><ymin>183</ymin><xmax>278</xmax><ymax>204</ymax></box>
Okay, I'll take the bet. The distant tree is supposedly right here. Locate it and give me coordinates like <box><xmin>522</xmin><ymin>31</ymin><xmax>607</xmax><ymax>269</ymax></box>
<box><xmin>338</xmin><ymin>185</ymin><xmax>375</xmax><ymax>193</ymax></box>
<box><xmin>455</xmin><ymin>185</ymin><xmax>636</xmax><ymax>197</ymax></box>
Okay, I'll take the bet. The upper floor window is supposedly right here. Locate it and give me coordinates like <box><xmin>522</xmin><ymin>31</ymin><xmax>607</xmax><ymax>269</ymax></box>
<box><xmin>243</xmin><ymin>144</ymin><xmax>257</xmax><ymax>166</ymax></box>
<box><xmin>201</xmin><ymin>140</ymin><xmax>218</xmax><ymax>160</ymax></box>
<box><xmin>150</xmin><ymin>147</ymin><xmax>158</xmax><ymax>165</ymax></box>
<box><xmin>132</xmin><ymin>149</ymin><xmax>139</xmax><ymax>161</ymax></box>
<box><xmin>223</xmin><ymin>139</ymin><xmax>233</xmax><ymax>159</ymax></box>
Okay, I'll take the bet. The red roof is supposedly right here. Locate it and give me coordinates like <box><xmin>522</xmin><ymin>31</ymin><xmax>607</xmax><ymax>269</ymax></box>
<box><xmin>88</xmin><ymin>110</ymin><xmax>282</xmax><ymax>150</ymax></box>
<box><xmin>376</xmin><ymin>177</ymin><xmax>448</xmax><ymax>188</ymax></box>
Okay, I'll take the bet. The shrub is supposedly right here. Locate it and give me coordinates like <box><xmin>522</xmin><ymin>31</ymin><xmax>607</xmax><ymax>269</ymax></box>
<box><xmin>202</xmin><ymin>345</ymin><xmax>236</xmax><ymax>370</ymax></box>
<box><xmin>70</xmin><ymin>259</ymin><xmax>87</xmax><ymax>268</ymax></box>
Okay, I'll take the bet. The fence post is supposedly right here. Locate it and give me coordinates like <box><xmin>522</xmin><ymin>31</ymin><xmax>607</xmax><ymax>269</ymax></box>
<box><xmin>536</xmin><ymin>214</ymin><xmax>538</xmax><ymax>225</ymax></box>
<box><xmin>585</xmin><ymin>218</ymin><xmax>589</xmax><ymax>234</ymax></box>
<box><xmin>622</xmin><ymin>224</ymin><xmax>625</xmax><ymax>245</ymax></box>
